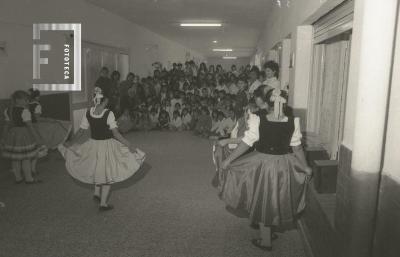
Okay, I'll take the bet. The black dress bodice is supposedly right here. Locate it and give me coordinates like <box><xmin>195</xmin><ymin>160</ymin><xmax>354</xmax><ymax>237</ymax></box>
<box><xmin>86</xmin><ymin>109</ymin><xmax>113</xmax><ymax>140</ymax></box>
<box><xmin>8</xmin><ymin>107</ymin><xmax>27</xmax><ymax>127</ymax></box>
<box><xmin>28</xmin><ymin>102</ymin><xmax>39</xmax><ymax>123</ymax></box>
<box><xmin>255</xmin><ymin>110</ymin><xmax>295</xmax><ymax>155</ymax></box>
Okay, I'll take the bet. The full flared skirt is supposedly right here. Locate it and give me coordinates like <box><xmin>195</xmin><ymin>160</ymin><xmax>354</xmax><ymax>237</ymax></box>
<box><xmin>221</xmin><ymin>151</ymin><xmax>307</xmax><ymax>228</ymax></box>
<box><xmin>58</xmin><ymin>138</ymin><xmax>145</xmax><ymax>185</ymax></box>
<box><xmin>1</xmin><ymin>127</ymin><xmax>39</xmax><ymax>160</ymax></box>
<box><xmin>33</xmin><ymin>120</ymin><xmax>72</xmax><ymax>149</ymax></box>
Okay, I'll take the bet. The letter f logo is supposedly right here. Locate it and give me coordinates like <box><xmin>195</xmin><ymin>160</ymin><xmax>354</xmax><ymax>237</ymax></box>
<box><xmin>33</xmin><ymin>24</ymin><xmax>51</xmax><ymax>79</ymax></box>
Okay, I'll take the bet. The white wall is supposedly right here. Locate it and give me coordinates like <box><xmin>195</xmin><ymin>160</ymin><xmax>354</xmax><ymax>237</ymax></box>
<box><xmin>0</xmin><ymin>0</ymin><xmax>205</xmax><ymax>99</ymax></box>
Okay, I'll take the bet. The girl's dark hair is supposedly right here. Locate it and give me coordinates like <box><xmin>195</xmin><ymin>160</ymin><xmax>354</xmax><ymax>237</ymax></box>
<box><xmin>126</xmin><ymin>72</ymin><xmax>135</xmax><ymax>80</ymax></box>
<box><xmin>263</xmin><ymin>61</ymin><xmax>280</xmax><ymax>78</ymax></box>
<box><xmin>12</xmin><ymin>90</ymin><xmax>29</xmax><ymax>102</ymax></box>
<box><xmin>111</xmin><ymin>70</ymin><xmax>120</xmax><ymax>80</ymax></box>
<box><xmin>253</xmin><ymin>85</ymin><xmax>269</xmax><ymax>102</ymax></box>
<box><xmin>28</xmin><ymin>88</ymin><xmax>40</xmax><ymax>99</ymax></box>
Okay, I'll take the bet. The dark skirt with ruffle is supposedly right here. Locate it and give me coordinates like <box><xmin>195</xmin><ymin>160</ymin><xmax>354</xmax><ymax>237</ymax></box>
<box><xmin>221</xmin><ymin>151</ymin><xmax>307</xmax><ymax>229</ymax></box>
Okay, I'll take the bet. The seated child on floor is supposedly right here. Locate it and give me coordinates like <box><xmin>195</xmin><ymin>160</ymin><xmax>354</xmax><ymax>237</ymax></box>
<box><xmin>209</xmin><ymin>111</ymin><xmax>223</xmax><ymax>138</ymax></box>
<box><xmin>169</xmin><ymin>110</ymin><xmax>182</xmax><ymax>131</ymax></box>
<box><xmin>194</xmin><ymin>106</ymin><xmax>212</xmax><ymax>137</ymax></box>
<box><xmin>181</xmin><ymin>108</ymin><xmax>192</xmax><ymax>130</ymax></box>
<box><xmin>158</xmin><ymin>110</ymin><xmax>170</xmax><ymax>130</ymax></box>
<box><xmin>149</xmin><ymin>108</ymin><xmax>159</xmax><ymax>130</ymax></box>
<box><xmin>117</xmin><ymin>109</ymin><xmax>134</xmax><ymax>134</ymax></box>
<box><xmin>215</xmin><ymin>108</ymin><xmax>236</xmax><ymax>138</ymax></box>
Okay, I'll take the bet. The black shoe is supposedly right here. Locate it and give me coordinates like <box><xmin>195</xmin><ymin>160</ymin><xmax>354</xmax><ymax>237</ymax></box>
<box><xmin>15</xmin><ymin>179</ymin><xmax>24</xmax><ymax>184</ymax></box>
<box><xmin>99</xmin><ymin>204</ymin><xmax>114</xmax><ymax>211</ymax></box>
<box><xmin>251</xmin><ymin>239</ymin><xmax>272</xmax><ymax>251</ymax></box>
<box><xmin>25</xmin><ymin>179</ymin><xmax>43</xmax><ymax>184</ymax></box>
<box><xmin>93</xmin><ymin>195</ymin><xmax>101</xmax><ymax>203</ymax></box>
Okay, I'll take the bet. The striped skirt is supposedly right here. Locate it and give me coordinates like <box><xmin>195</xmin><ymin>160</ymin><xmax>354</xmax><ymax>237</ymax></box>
<box><xmin>221</xmin><ymin>151</ymin><xmax>307</xmax><ymax>229</ymax></box>
<box><xmin>1</xmin><ymin>127</ymin><xmax>39</xmax><ymax>160</ymax></box>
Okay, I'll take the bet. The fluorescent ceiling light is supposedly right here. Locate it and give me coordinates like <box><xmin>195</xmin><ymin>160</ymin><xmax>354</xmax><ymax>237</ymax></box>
<box><xmin>180</xmin><ymin>23</ymin><xmax>221</xmax><ymax>27</ymax></box>
<box><xmin>213</xmin><ymin>40</ymin><xmax>218</xmax><ymax>43</ymax></box>
<box><xmin>213</xmin><ymin>48</ymin><xmax>233</xmax><ymax>52</ymax></box>
<box><xmin>223</xmin><ymin>56</ymin><xmax>237</xmax><ymax>59</ymax></box>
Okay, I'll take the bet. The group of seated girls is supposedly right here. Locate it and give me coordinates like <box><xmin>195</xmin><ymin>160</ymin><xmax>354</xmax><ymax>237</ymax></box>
<box><xmin>105</xmin><ymin>65</ymin><xmax>258</xmax><ymax>138</ymax></box>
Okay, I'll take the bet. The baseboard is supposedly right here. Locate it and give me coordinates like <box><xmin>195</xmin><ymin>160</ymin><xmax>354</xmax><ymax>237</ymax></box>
<box><xmin>298</xmin><ymin>219</ymin><xmax>315</xmax><ymax>257</ymax></box>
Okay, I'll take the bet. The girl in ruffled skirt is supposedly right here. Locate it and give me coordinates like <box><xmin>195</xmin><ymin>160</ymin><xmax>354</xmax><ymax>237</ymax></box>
<box><xmin>58</xmin><ymin>87</ymin><xmax>145</xmax><ymax>211</ymax></box>
<box><xmin>1</xmin><ymin>90</ymin><xmax>45</xmax><ymax>184</ymax></box>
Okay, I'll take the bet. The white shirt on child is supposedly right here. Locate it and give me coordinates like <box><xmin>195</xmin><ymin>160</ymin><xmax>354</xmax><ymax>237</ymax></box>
<box><xmin>228</xmin><ymin>121</ymin><xmax>240</xmax><ymax>149</ymax></box>
<box><xmin>170</xmin><ymin>117</ymin><xmax>182</xmax><ymax>128</ymax></box>
<box><xmin>216</xmin><ymin>117</ymin><xmax>236</xmax><ymax>136</ymax></box>
<box><xmin>241</xmin><ymin>114</ymin><xmax>302</xmax><ymax>147</ymax></box>
<box><xmin>248</xmin><ymin>80</ymin><xmax>262</xmax><ymax>94</ymax></box>
<box><xmin>80</xmin><ymin>108</ymin><xmax>118</xmax><ymax>130</ymax></box>
<box><xmin>182</xmin><ymin>114</ymin><xmax>192</xmax><ymax>125</ymax></box>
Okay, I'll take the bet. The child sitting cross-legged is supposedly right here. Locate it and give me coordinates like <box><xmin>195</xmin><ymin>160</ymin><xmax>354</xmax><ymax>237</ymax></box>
<box><xmin>169</xmin><ymin>110</ymin><xmax>183</xmax><ymax>131</ymax></box>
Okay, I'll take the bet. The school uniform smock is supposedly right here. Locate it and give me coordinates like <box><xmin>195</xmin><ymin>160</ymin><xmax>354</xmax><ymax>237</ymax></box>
<box><xmin>221</xmin><ymin>110</ymin><xmax>307</xmax><ymax>229</ymax></box>
<box><xmin>1</xmin><ymin>107</ymin><xmax>39</xmax><ymax>160</ymax></box>
<box><xmin>58</xmin><ymin>108</ymin><xmax>145</xmax><ymax>185</ymax></box>
<box><xmin>248</xmin><ymin>80</ymin><xmax>262</xmax><ymax>95</ymax></box>
<box><xmin>29</xmin><ymin>101</ymin><xmax>71</xmax><ymax>149</ymax></box>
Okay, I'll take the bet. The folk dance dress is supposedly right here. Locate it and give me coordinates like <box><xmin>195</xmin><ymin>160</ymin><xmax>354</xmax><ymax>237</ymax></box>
<box><xmin>58</xmin><ymin>108</ymin><xmax>145</xmax><ymax>185</ymax></box>
<box><xmin>1</xmin><ymin>107</ymin><xmax>40</xmax><ymax>160</ymax></box>
<box><xmin>29</xmin><ymin>101</ymin><xmax>72</xmax><ymax>149</ymax></box>
<box><xmin>221</xmin><ymin>109</ymin><xmax>307</xmax><ymax>229</ymax></box>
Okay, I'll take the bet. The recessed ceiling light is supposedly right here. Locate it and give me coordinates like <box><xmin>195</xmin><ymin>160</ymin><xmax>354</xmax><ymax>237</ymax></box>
<box><xmin>180</xmin><ymin>23</ymin><xmax>222</xmax><ymax>27</ymax></box>
<box><xmin>223</xmin><ymin>56</ymin><xmax>237</xmax><ymax>59</ymax></box>
<box><xmin>212</xmin><ymin>48</ymin><xmax>233</xmax><ymax>52</ymax></box>
<box><xmin>213</xmin><ymin>40</ymin><xmax>218</xmax><ymax>43</ymax></box>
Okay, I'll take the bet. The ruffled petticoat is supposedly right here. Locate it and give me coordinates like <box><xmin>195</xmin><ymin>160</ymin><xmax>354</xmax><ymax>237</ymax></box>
<box><xmin>58</xmin><ymin>138</ymin><xmax>145</xmax><ymax>185</ymax></box>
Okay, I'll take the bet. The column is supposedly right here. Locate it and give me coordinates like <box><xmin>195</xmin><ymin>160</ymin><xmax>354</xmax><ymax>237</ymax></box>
<box><xmin>345</xmin><ymin>0</ymin><xmax>398</xmax><ymax>256</ymax></box>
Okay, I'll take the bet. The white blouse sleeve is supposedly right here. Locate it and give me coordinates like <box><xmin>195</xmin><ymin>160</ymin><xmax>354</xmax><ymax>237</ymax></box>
<box><xmin>3</xmin><ymin>109</ymin><xmax>10</xmax><ymax>121</ymax></box>
<box><xmin>107</xmin><ymin>111</ymin><xmax>118</xmax><ymax>129</ymax></box>
<box><xmin>35</xmin><ymin>104</ymin><xmax>42</xmax><ymax>114</ymax></box>
<box><xmin>21</xmin><ymin>109</ymin><xmax>32</xmax><ymax>122</ymax></box>
<box><xmin>290</xmin><ymin>117</ymin><xmax>302</xmax><ymax>146</ymax></box>
<box><xmin>241</xmin><ymin>113</ymin><xmax>260</xmax><ymax>147</ymax></box>
<box><xmin>79</xmin><ymin>111</ymin><xmax>90</xmax><ymax>129</ymax></box>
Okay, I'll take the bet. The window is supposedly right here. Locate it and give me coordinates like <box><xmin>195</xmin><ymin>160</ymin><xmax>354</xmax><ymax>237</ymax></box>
<box><xmin>307</xmin><ymin>0</ymin><xmax>353</xmax><ymax>159</ymax></box>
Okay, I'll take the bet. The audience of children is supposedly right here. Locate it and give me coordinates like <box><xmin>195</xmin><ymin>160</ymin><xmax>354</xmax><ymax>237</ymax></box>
<box><xmin>109</xmin><ymin>60</ymin><xmax>281</xmax><ymax>139</ymax></box>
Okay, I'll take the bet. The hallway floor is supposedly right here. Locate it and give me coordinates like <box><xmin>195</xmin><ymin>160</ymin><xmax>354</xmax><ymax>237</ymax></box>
<box><xmin>0</xmin><ymin>131</ymin><xmax>306</xmax><ymax>257</ymax></box>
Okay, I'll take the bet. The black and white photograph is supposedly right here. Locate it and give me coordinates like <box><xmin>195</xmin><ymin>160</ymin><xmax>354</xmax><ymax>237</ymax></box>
<box><xmin>0</xmin><ymin>0</ymin><xmax>399</xmax><ymax>256</ymax></box>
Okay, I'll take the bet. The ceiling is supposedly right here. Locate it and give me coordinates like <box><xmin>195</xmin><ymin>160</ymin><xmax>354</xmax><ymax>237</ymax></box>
<box><xmin>86</xmin><ymin>0</ymin><xmax>271</xmax><ymax>58</ymax></box>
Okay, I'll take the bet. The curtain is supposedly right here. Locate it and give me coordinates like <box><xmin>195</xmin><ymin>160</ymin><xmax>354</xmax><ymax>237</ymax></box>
<box><xmin>318</xmin><ymin>40</ymin><xmax>350</xmax><ymax>159</ymax></box>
